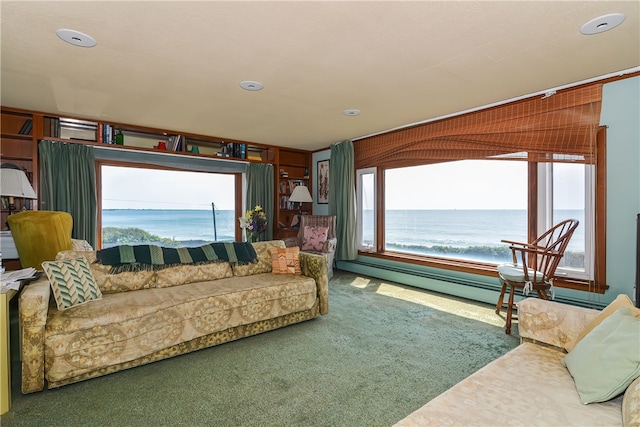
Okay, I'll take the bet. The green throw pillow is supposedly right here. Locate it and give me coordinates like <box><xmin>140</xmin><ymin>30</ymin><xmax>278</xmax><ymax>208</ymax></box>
<box><xmin>42</xmin><ymin>257</ymin><xmax>103</xmax><ymax>311</ymax></box>
<box><xmin>561</xmin><ymin>307</ymin><xmax>640</xmax><ymax>404</ymax></box>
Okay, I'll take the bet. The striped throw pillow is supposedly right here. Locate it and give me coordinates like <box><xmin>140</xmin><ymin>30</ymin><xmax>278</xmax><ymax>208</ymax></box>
<box><xmin>270</xmin><ymin>247</ymin><xmax>301</xmax><ymax>275</ymax></box>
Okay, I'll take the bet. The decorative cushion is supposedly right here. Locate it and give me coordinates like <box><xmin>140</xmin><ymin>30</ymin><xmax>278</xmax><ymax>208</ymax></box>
<box><xmin>41</xmin><ymin>257</ymin><xmax>103</xmax><ymax>310</ymax></box>
<box><xmin>270</xmin><ymin>246</ymin><xmax>301</xmax><ymax>275</ymax></box>
<box><xmin>561</xmin><ymin>307</ymin><xmax>640</xmax><ymax>404</ymax></box>
<box><xmin>565</xmin><ymin>294</ymin><xmax>640</xmax><ymax>352</ymax></box>
<box><xmin>301</xmin><ymin>226</ymin><xmax>329</xmax><ymax>251</ymax></box>
<box><xmin>497</xmin><ymin>264</ymin><xmax>546</xmax><ymax>283</ymax></box>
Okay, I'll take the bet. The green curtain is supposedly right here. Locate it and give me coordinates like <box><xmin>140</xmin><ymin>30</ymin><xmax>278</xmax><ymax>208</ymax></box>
<box><xmin>39</xmin><ymin>141</ymin><xmax>97</xmax><ymax>248</ymax></box>
<box><xmin>329</xmin><ymin>140</ymin><xmax>357</xmax><ymax>260</ymax></box>
<box><xmin>246</xmin><ymin>162</ymin><xmax>274</xmax><ymax>241</ymax></box>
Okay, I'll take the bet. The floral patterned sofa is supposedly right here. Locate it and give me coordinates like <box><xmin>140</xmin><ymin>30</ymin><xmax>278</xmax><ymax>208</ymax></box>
<box><xmin>395</xmin><ymin>296</ymin><xmax>640</xmax><ymax>427</ymax></box>
<box><xmin>20</xmin><ymin>240</ymin><xmax>328</xmax><ymax>393</ymax></box>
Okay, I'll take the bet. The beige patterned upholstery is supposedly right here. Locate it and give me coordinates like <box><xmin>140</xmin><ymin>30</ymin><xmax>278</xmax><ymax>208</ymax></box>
<box><xmin>395</xmin><ymin>298</ymin><xmax>637</xmax><ymax>426</ymax></box>
<box><xmin>20</xmin><ymin>240</ymin><xmax>328</xmax><ymax>393</ymax></box>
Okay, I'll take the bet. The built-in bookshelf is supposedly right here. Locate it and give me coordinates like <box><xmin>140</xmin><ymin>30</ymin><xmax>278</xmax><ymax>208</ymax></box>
<box><xmin>0</xmin><ymin>109</ymin><xmax>38</xmax><ymax>229</ymax></box>
<box><xmin>276</xmin><ymin>148</ymin><xmax>312</xmax><ymax>239</ymax></box>
<box><xmin>1</xmin><ymin>107</ymin><xmax>311</xmax><ymax>239</ymax></box>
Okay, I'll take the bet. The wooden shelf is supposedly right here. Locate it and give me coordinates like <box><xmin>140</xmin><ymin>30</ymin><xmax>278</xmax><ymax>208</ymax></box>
<box><xmin>1</xmin><ymin>106</ymin><xmax>314</xmax><ymax>238</ymax></box>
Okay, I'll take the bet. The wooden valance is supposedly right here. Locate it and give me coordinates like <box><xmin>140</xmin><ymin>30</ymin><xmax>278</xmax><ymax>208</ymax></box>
<box><xmin>354</xmin><ymin>83</ymin><xmax>602</xmax><ymax>169</ymax></box>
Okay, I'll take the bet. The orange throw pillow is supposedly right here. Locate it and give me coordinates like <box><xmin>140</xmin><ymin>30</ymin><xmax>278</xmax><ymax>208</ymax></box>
<box><xmin>270</xmin><ymin>247</ymin><xmax>301</xmax><ymax>275</ymax></box>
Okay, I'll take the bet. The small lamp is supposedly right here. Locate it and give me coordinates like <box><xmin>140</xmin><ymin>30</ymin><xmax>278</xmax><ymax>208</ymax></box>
<box><xmin>1</xmin><ymin>164</ymin><xmax>37</xmax><ymax>215</ymax></box>
<box><xmin>289</xmin><ymin>185</ymin><xmax>313</xmax><ymax>224</ymax></box>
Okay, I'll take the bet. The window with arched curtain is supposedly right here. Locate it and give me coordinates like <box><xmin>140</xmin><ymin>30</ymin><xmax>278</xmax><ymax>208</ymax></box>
<box><xmin>354</xmin><ymin>83</ymin><xmax>606</xmax><ymax>293</ymax></box>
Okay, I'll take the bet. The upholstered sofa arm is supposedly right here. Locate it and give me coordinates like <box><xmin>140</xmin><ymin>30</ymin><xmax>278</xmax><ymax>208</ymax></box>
<box><xmin>517</xmin><ymin>298</ymin><xmax>599</xmax><ymax>349</ymax></box>
<box><xmin>299</xmin><ymin>252</ymin><xmax>329</xmax><ymax>315</ymax></box>
<box><xmin>20</xmin><ymin>277</ymin><xmax>51</xmax><ymax>393</ymax></box>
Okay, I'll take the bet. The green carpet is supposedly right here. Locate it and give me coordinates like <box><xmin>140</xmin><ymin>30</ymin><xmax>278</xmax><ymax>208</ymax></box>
<box><xmin>2</xmin><ymin>271</ymin><xmax>519</xmax><ymax>427</ymax></box>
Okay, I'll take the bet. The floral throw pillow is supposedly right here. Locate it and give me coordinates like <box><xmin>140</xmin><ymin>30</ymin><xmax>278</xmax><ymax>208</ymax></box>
<box><xmin>302</xmin><ymin>226</ymin><xmax>329</xmax><ymax>251</ymax></box>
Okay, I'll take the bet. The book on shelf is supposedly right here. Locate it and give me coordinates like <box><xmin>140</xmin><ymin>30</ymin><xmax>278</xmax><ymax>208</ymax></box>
<box><xmin>45</xmin><ymin>117</ymin><xmax>61</xmax><ymax>138</ymax></box>
<box><xmin>167</xmin><ymin>135</ymin><xmax>183</xmax><ymax>151</ymax></box>
<box><xmin>224</xmin><ymin>142</ymin><xmax>248</xmax><ymax>159</ymax></box>
<box><xmin>18</xmin><ymin>119</ymin><xmax>33</xmax><ymax>135</ymax></box>
<box><xmin>288</xmin><ymin>179</ymin><xmax>306</xmax><ymax>192</ymax></box>
<box><xmin>101</xmin><ymin>123</ymin><xmax>114</xmax><ymax>144</ymax></box>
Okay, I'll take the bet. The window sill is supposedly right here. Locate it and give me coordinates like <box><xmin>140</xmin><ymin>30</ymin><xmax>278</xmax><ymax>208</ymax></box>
<box><xmin>357</xmin><ymin>250</ymin><xmax>608</xmax><ymax>294</ymax></box>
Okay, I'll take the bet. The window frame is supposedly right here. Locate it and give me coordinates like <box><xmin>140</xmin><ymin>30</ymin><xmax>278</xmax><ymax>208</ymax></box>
<box><xmin>95</xmin><ymin>158</ymin><xmax>243</xmax><ymax>249</ymax></box>
<box><xmin>356</xmin><ymin>167</ymin><xmax>377</xmax><ymax>252</ymax></box>
<box><xmin>355</xmin><ymin>128</ymin><xmax>607</xmax><ymax>293</ymax></box>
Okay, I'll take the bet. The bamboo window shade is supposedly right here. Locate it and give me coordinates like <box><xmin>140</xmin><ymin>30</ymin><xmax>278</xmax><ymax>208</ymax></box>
<box><xmin>354</xmin><ymin>83</ymin><xmax>602</xmax><ymax>169</ymax></box>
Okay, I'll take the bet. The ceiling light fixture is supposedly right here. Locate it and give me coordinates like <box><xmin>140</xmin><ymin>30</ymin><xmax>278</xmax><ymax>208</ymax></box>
<box><xmin>55</xmin><ymin>29</ymin><xmax>97</xmax><ymax>47</ymax></box>
<box><xmin>343</xmin><ymin>109</ymin><xmax>361</xmax><ymax>116</ymax></box>
<box><xmin>580</xmin><ymin>13</ymin><xmax>626</xmax><ymax>35</ymax></box>
<box><xmin>239</xmin><ymin>81</ymin><xmax>264</xmax><ymax>91</ymax></box>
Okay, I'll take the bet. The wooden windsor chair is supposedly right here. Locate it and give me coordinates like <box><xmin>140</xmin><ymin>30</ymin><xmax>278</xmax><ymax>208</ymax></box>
<box><xmin>495</xmin><ymin>219</ymin><xmax>580</xmax><ymax>334</ymax></box>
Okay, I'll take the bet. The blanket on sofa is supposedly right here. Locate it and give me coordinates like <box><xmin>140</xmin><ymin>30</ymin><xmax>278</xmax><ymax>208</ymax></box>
<box><xmin>96</xmin><ymin>242</ymin><xmax>257</xmax><ymax>273</ymax></box>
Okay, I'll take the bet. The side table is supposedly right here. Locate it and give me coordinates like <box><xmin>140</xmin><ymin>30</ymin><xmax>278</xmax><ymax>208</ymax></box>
<box><xmin>1</xmin><ymin>287</ymin><xmax>18</xmax><ymax>415</ymax></box>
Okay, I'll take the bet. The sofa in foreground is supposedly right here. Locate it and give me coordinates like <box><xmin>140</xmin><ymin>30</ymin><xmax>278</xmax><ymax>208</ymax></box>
<box><xmin>20</xmin><ymin>240</ymin><xmax>328</xmax><ymax>393</ymax></box>
<box><xmin>395</xmin><ymin>296</ymin><xmax>640</xmax><ymax>426</ymax></box>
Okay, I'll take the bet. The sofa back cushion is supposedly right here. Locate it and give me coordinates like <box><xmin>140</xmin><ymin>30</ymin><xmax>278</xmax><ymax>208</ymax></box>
<box><xmin>233</xmin><ymin>240</ymin><xmax>286</xmax><ymax>277</ymax></box>
<box><xmin>57</xmin><ymin>250</ymin><xmax>155</xmax><ymax>294</ymax></box>
<box><xmin>155</xmin><ymin>262</ymin><xmax>233</xmax><ymax>288</ymax></box>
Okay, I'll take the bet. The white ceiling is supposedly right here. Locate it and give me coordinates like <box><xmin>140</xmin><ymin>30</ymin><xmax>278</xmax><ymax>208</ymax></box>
<box><xmin>1</xmin><ymin>1</ymin><xmax>638</xmax><ymax>151</ymax></box>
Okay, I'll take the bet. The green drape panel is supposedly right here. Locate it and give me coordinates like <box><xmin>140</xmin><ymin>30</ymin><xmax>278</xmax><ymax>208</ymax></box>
<box><xmin>246</xmin><ymin>162</ymin><xmax>274</xmax><ymax>241</ymax></box>
<box><xmin>39</xmin><ymin>141</ymin><xmax>97</xmax><ymax>248</ymax></box>
<box><xmin>329</xmin><ymin>140</ymin><xmax>357</xmax><ymax>261</ymax></box>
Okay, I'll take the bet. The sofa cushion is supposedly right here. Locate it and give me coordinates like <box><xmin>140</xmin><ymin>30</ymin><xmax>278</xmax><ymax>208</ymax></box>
<box><xmin>393</xmin><ymin>342</ymin><xmax>623</xmax><ymax>426</ymax></box>
<box><xmin>233</xmin><ymin>240</ymin><xmax>286</xmax><ymax>276</ymax></box>
<box><xmin>270</xmin><ymin>247</ymin><xmax>301</xmax><ymax>275</ymax></box>
<box><xmin>42</xmin><ymin>257</ymin><xmax>102</xmax><ymax>311</ymax></box>
<box><xmin>565</xmin><ymin>294</ymin><xmax>640</xmax><ymax>352</ymax></box>
<box><xmin>57</xmin><ymin>250</ymin><xmax>155</xmax><ymax>294</ymax></box>
<box><xmin>154</xmin><ymin>262</ymin><xmax>233</xmax><ymax>288</ymax></box>
<box><xmin>562</xmin><ymin>307</ymin><xmax>640</xmax><ymax>404</ymax></box>
<box><xmin>43</xmin><ymin>272</ymin><xmax>317</xmax><ymax>383</ymax></box>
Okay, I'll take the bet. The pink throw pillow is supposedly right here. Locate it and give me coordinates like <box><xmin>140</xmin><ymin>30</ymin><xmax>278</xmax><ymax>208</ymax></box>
<box><xmin>302</xmin><ymin>226</ymin><xmax>329</xmax><ymax>251</ymax></box>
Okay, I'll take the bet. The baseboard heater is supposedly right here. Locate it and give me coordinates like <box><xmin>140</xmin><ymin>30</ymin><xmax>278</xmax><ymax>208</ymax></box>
<box><xmin>341</xmin><ymin>259</ymin><xmax>498</xmax><ymax>292</ymax></box>
<box><xmin>339</xmin><ymin>259</ymin><xmax>606</xmax><ymax>310</ymax></box>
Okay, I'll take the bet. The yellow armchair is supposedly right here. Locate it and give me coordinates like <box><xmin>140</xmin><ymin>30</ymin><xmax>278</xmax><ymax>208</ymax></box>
<box><xmin>7</xmin><ymin>210</ymin><xmax>73</xmax><ymax>270</ymax></box>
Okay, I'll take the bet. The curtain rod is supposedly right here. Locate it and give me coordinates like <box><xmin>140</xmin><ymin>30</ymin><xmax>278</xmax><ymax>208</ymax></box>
<box><xmin>353</xmin><ymin>66</ymin><xmax>640</xmax><ymax>142</ymax></box>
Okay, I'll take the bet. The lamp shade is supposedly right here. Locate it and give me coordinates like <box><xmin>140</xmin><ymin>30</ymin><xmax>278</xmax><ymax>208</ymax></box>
<box><xmin>1</xmin><ymin>168</ymin><xmax>37</xmax><ymax>199</ymax></box>
<box><xmin>289</xmin><ymin>185</ymin><xmax>313</xmax><ymax>203</ymax></box>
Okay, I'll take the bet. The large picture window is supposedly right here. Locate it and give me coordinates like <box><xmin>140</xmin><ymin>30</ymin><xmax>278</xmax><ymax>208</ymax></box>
<box><xmin>100</xmin><ymin>165</ymin><xmax>237</xmax><ymax>248</ymax></box>
<box><xmin>384</xmin><ymin>160</ymin><xmax>528</xmax><ymax>264</ymax></box>
<box><xmin>353</xmin><ymin>82</ymin><xmax>605</xmax><ymax>292</ymax></box>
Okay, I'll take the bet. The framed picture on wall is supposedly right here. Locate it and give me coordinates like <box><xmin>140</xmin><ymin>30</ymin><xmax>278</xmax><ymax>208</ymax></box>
<box><xmin>317</xmin><ymin>159</ymin><xmax>329</xmax><ymax>204</ymax></box>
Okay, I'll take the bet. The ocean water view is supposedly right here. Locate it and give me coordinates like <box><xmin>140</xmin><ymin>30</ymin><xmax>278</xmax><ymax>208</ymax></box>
<box><xmin>102</xmin><ymin>209</ymin><xmax>585</xmax><ymax>265</ymax></box>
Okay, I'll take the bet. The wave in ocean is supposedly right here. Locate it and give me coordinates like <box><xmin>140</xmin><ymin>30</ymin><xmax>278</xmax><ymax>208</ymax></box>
<box><xmin>102</xmin><ymin>209</ymin><xmax>585</xmax><ymax>265</ymax></box>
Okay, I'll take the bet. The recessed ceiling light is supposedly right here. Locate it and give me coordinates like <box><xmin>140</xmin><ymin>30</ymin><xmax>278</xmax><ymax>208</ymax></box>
<box><xmin>55</xmin><ymin>28</ymin><xmax>97</xmax><ymax>47</ymax></box>
<box><xmin>239</xmin><ymin>81</ymin><xmax>264</xmax><ymax>91</ymax></box>
<box><xmin>343</xmin><ymin>109</ymin><xmax>361</xmax><ymax>116</ymax></box>
<box><xmin>580</xmin><ymin>13</ymin><xmax>626</xmax><ymax>35</ymax></box>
